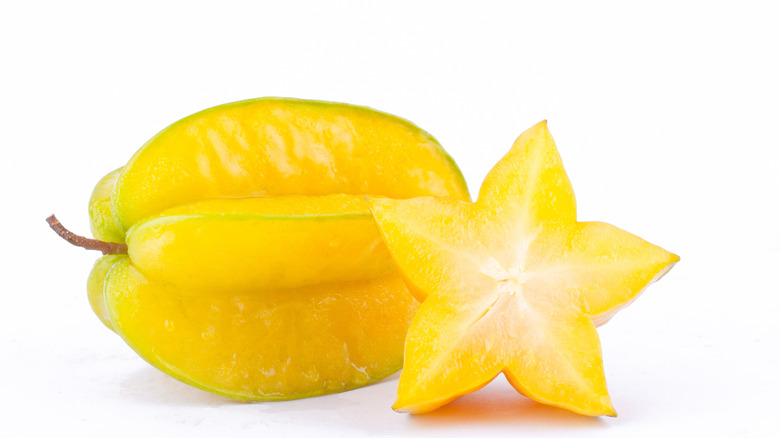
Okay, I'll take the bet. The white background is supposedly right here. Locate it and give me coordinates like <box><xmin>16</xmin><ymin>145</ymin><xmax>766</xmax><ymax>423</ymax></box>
<box><xmin>2</xmin><ymin>1</ymin><xmax>778</xmax><ymax>436</ymax></box>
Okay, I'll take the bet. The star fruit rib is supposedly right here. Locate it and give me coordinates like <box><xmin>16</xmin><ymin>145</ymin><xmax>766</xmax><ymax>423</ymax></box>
<box><xmin>367</xmin><ymin>121</ymin><xmax>679</xmax><ymax>416</ymax></box>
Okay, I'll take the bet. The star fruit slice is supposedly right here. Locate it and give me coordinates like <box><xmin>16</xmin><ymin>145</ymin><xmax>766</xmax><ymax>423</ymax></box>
<box><xmin>91</xmin><ymin>255</ymin><xmax>417</xmax><ymax>400</ymax></box>
<box><xmin>367</xmin><ymin>121</ymin><xmax>679</xmax><ymax>416</ymax></box>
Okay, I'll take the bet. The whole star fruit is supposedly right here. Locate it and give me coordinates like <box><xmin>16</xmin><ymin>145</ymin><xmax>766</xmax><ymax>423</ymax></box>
<box><xmin>367</xmin><ymin>121</ymin><xmax>679</xmax><ymax>416</ymax></box>
<box><xmin>52</xmin><ymin>98</ymin><xmax>471</xmax><ymax>401</ymax></box>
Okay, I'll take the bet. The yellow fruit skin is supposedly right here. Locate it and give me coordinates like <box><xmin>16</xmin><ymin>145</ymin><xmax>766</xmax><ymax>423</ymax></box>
<box><xmin>102</xmin><ymin>256</ymin><xmax>418</xmax><ymax>401</ymax></box>
<box><xmin>88</xmin><ymin>168</ymin><xmax>125</xmax><ymax>243</ymax></box>
<box><xmin>86</xmin><ymin>255</ymin><xmax>124</xmax><ymax>331</ymax></box>
<box><xmin>125</xmin><ymin>195</ymin><xmax>394</xmax><ymax>294</ymax></box>
<box><xmin>112</xmin><ymin>97</ymin><xmax>471</xmax><ymax>232</ymax></box>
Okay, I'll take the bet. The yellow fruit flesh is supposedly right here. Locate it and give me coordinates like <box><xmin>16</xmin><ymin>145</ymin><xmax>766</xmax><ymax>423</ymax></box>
<box><xmin>125</xmin><ymin>195</ymin><xmax>393</xmax><ymax>293</ymax></box>
<box><xmin>367</xmin><ymin>121</ymin><xmax>678</xmax><ymax>416</ymax></box>
<box><xmin>112</xmin><ymin>98</ymin><xmax>470</xmax><ymax>233</ymax></box>
<box><xmin>395</xmin><ymin>294</ymin><xmax>612</xmax><ymax>416</ymax></box>
<box><xmin>524</xmin><ymin>221</ymin><xmax>679</xmax><ymax>327</ymax></box>
<box><xmin>102</xmin><ymin>256</ymin><xmax>418</xmax><ymax>400</ymax></box>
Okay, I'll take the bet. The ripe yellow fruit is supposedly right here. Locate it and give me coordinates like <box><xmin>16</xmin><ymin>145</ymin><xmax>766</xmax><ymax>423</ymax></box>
<box><xmin>65</xmin><ymin>98</ymin><xmax>471</xmax><ymax>400</ymax></box>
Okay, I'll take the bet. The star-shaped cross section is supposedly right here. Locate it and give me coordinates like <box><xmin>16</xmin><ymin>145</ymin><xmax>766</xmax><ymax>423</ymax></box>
<box><xmin>367</xmin><ymin>121</ymin><xmax>678</xmax><ymax>416</ymax></box>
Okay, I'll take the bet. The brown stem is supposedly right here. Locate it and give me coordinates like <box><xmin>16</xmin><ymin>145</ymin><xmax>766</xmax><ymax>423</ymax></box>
<box><xmin>46</xmin><ymin>214</ymin><xmax>128</xmax><ymax>255</ymax></box>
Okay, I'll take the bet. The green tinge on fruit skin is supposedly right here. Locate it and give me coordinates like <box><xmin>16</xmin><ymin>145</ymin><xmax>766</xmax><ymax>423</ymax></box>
<box><xmin>88</xmin><ymin>168</ymin><xmax>125</xmax><ymax>243</ymax></box>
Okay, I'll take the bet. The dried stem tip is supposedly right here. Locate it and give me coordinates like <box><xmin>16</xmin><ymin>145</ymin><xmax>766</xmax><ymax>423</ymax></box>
<box><xmin>46</xmin><ymin>214</ymin><xmax>128</xmax><ymax>255</ymax></box>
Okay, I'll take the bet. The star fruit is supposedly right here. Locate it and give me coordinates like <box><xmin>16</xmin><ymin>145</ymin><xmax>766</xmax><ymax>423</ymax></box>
<box><xmin>367</xmin><ymin>121</ymin><xmax>679</xmax><ymax>416</ymax></box>
<box><xmin>51</xmin><ymin>98</ymin><xmax>470</xmax><ymax>401</ymax></box>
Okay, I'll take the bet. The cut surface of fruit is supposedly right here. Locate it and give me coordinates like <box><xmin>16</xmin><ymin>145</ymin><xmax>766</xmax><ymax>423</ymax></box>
<box><xmin>102</xmin><ymin>256</ymin><xmax>418</xmax><ymax>400</ymax></box>
<box><xmin>126</xmin><ymin>195</ymin><xmax>393</xmax><ymax>293</ymax></box>
<box><xmin>367</xmin><ymin>121</ymin><xmax>678</xmax><ymax>416</ymax></box>
<box><xmin>112</xmin><ymin>97</ymin><xmax>470</xmax><ymax>233</ymax></box>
